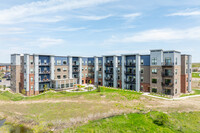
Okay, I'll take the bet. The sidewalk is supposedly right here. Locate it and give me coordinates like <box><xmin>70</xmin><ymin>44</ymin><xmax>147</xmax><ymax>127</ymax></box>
<box><xmin>143</xmin><ymin>93</ymin><xmax>200</xmax><ymax>101</ymax></box>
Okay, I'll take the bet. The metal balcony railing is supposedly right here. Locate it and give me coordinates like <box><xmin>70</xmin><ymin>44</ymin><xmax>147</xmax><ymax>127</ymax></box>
<box><xmin>162</xmin><ymin>72</ymin><xmax>174</xmax><ymax>77</ymax></box>
<box><xmin>39</xmin><ymin>71</ymin><xmax>51</xmax><ymax>74</ymax></box>
<box><xmin>125</xmin><ymin>62</ymin><xmax>136</xmax><ymax>67</ymax></box>
<box><xmin>39</xmin><ymin>79</ymin><xmax>51</xmax><ymax>82</ymax></box>
<box><xmin>105</xmin><ymin>70</ymin><xmax>113</xmax><ymax>74</ymax></box>
<box><xmin>124</xmin><ymin>79</ymin><xmax>136</xmax><ymax>84</ymax></box>
<box><xmin>162</xmin><ymin>62</ymin><xmax>174</xmax><ymax>66</ymax></box>
<box><xmin>162</xmin><ymin>83</ymin><xmax>174</xmax><ymax>87</ymax></box>
<box><xmin>124</xmin><ymin>71</ymin><xmax>136</xmax><ymax>75</ymax></box>
<box><xmin>105</xmin><ymin>62</ymin><xmax>113</xmax><ymax>67</ymax></box>
<box><xmin>105</xmin><ymin>77</ymin><xmax>113</xmax><ymax>81</ymax></box>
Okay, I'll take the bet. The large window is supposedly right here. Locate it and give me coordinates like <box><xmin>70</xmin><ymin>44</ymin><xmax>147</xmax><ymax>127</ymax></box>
<box><xmin>152</xmin><ymin>69</ymin><xmax>157</xmax><ymax>74</ymax></box>
<box><xmin>141</xmin><ymin>59</ymin><xmax>144</xmax><ymax>65</ymax></box>
<box><xmin>152</xmin><ymin>58</ymin><xmax>157</xmax><ymax>65</ymax></box>
<box><xmin>63</xmin><ymin>75</ymin><xmax>67</xmax><ymax>79</ymax></box>
<box><xmin>165</xmin><ymin>57</ymin><xmax>171</xmax><ymax>65</ymax></box>
<box><xmin>57</xmin><ymin>60</ymin><xmax>61</xmax><ymax>65</ymax></box>
<box><xmin>57</xmin><ymin>68</ymin><xmax>61</xmax><ymax>72</ymax></box>
<box><xmin>152</xmin><ymin>79</ymin><xmax>157</xmax><ymax>83</ymax></box>
<box><xmin>57</xmin><ymin>75</ymin><xmax>61</xmax><ymax>79</ymax></box>
<box><xmin>63</xmin><ymin>60</ymin><xmax>67</xmax><ymax>65</ymax></box>
<box><xmin>152</xmin><ymin>88</ymin><xmax>157</xmax><ymax>93</ymax></box>
<box><xmin>63</xmin><ymin>68</ymin><xmax>67</xmax><ymax>72</ymax></box>
<box><xmin>141</xmin><ymin>68</ymin><xmax>144</xmax><ymax>74</ymax></box>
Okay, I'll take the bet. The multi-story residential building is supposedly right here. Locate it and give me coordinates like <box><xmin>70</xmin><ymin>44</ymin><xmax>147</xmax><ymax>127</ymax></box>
<box><xmin>10</xmin><ymin>49</ymin><xmax>192</xmax><ymax>96</ymax></box>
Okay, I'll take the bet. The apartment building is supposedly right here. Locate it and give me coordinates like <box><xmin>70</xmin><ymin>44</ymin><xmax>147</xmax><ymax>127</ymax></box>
<box><xmin>11</xmin><ymin>49</ymin><xmax>192</xmax><ymax>96</ymax></box>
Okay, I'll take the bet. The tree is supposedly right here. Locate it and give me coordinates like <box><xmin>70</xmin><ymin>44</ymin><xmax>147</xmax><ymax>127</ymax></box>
<box><xmin>3</xmin><ymin>85</ymin><xmax>6</xmax><ymax>90</ymax></box>
<box><xmin>21</xmin><ymin>89</ymin><xmax>26</xmax><ymax>95</ymax></box>
<box><xmin>43</xmin><ymin>84</ymin><xmax>48</xmax><ymax>92</ymax></box>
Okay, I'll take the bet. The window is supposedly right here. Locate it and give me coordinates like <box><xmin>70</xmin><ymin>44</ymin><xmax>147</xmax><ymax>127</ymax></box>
<box><xmin>175</xmin><ymin>79</ymin><xmax>177</xmax><ymax>84</ymax></box>
<box><xmin>63</xmin><ymin>75</ymin><xmax>67</xmax><ymax>79</ymax></box>
<box><xmin>57</xmin><ymin>60</ymin><xmax>61</xmax><ymax>65</ymax></box>
<box><xmin>141</xmin><ymin>59</ymin><xmax>144</xmax><ymax>65</ymax></box>
<box><xmin>31</xmin><ymin>86</ymin><xmax>33</xmax><ymax>90</ymax></box>
<box><xmin>152</xmin><ymin>58</ymin><xmax>157</xmax><ymax>65</ymax></box>
<box><xmin>99</xmin><ymin>60</ymin><xmax>102</xmax><ymax>65</ymax></box>
<box><xmin>61</xmin><ymin>84</ymin><xmax>65</xmax><ymax>88</ymax></box>
<box><xmin>30</xmin><ymin>60</ymin><xmax>33</xmax><ymax>65</ymax></box>
<box><xmin>57</xmin><ymin>75</ymin><xmax>61</xmax><ymax>79</ymax></box>
<box><xmin>44</xmin><ymin>60</ymin><xmax>47</xmax><ymax>64</ymax></box>
<box><xmin>141</xmin><ymin>68</ymin><xmax>144</xmax><ymax>74</ymax></box>
<box><xmin>98</xmin><ymin>74</ymin><xmax>102</xmax><ymax>78</ymax></box>
<box><xmin>39</xmin><ymin>60</ymin><xmax>41</xmax><ymax>65</ymax></box>
<box><xmin>175</xmin><ymin>69</ymin><xmax>178</xmax><ymax>75</ymax></box>
<box><xmin>152</xmin><ymin>79</ymin><xmax>157</xmax><ymax>83</ymax></box>
<box><xmin>141</xmin><ymin>85</ymin><xmax>144</xmax><ymax>91</ymax></box>
<box><xmin>63</xmin><ymin>60</ymin><xmax>67</xmax><ymax>65</ymax></box>
<box><xmin>57</xmin><ymin>68</ymin><xmax>61</xmax><ymax>72</ymax></box>
<box><xmin>118</xmin><ymin>76</ymin><xmax>120</xmax><ymax>80</ymax></box>
<box><xmin>152</xmin><ymin>88</ymin><xmax>157</xmax><ymax>93</ymax></box>
<box><xmin>30</xmin><ymin>69</ymin><xmax>34</xmax><ymax>74</ymax></box>
<box><xmin>175</xmin><ymin>89</ymin><xmax>177</xmax><ymax>94</ymax></box>
<box><xmin>85</xmin><ymin>67</ymin><xmax>87</xmax><ymax>71</ymax></box>
<box><xmin>31</xmin><ymin>77</ymin><xmax>33</xmax><ymax>82</ymax></box>
<box><xmin>99</xmin><ymin>68</ymin><xmax>102</xmax><ymax>71</ymax></box>
<box><xmin>63</xmin><ymin>68</ymin><xmax>67</xmax><ymax>72</ymax></box>
<box><xmin>141</xmin><ymin>77</ymin><xmax>144</xmax><ymax>82</ymax></box>
<box><xmin>152</xmin><ymin>69</ymin><xmax>157</xmax><ymax>74</ymax></box>
<box><xmin>175</xmin><ymin>58</ymin><xmax>178</xmax><ymax>65</ymax></box>
<box><xmin>165</xmin><ymin>57</ymin><xmax>171</xmax><ymax>65</ymax></box>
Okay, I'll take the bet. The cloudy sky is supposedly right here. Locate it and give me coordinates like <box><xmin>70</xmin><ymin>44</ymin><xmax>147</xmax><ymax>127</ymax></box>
<box><xmin>0</xmin><ymin>0</ymin><xmax>200</xmax><ymax>63</ymax></box>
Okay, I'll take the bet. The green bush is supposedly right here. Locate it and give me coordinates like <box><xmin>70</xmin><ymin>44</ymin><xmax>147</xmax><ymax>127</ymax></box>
<box><xmin>152</xmin><ymin>112</ymin><xmax>169</xmax><ymax>126</ymax></box>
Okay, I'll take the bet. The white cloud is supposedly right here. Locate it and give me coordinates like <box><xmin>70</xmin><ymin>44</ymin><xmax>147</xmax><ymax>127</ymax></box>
<box><xmin>123</xmin><ymin>13</ymin><xmax>141</xmax><ymax>18</ymax></box>
<box><xmin>167</xmin><ymin>10</ymin><xmax>200</xmax><ymax>16</ymax></box>
<box><xmin>77</xmin><ymin>14</ymin><xmax>112</xmax><ymax>20</ymax></box>
<box><xmin>106</xmin><ymin>27</ymin><xmax>200</xmax><ymax>43</ymax></box>
<box><xmin>0</xmin><ymin>27</ymin><xmax>27</xmax><ymax>34</ymax></box>
<box><xmin>0</xmin><ymin>0</ymin><xmax>116</xmax><ymax>24</ymax></box>
<box><xmin>32</xmin><ymin>38</ymin><xmax>65</xmax><ymax>48</ymax></box>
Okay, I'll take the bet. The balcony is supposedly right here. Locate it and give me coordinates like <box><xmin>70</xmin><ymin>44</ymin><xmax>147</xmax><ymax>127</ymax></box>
<box><xmin>39</xmin><ymin>71</ymin><xmax>51</xmax><ymax>74</ymax></box>
<box><xmin>105</xmin><ymin>77</ymin><xmax>113</xmax><ymax>81</ymax></box>
<box><xmin>105</xmin><ymin>62</ymin><xmax>113</xmax><ymax>67</ymax></box>
<box><xmin>162</xmin><ymin>83</ymin><xmax>174</xmax><ymax>87</ymax></box>
<box><xmin>124</xmin><ymin>79</ymin><xmax>136</xmax><ymax>84</ymax></box>
<box><xmin>125</xmin><ymin>62</ymin><xmax>136</xmax><ymax>67</ymax></box>
<box><xmin>73</xmin><ymin>70</ymin><xmax>80</xmax><ymax>73</ymax></box>
<box><xmin>105</xmin><ymin>70</ymin><xmax>113</xmax><ymax>74</ymax></box>
<box><xmin>89</xmin><ymin>69</ymin><xmax>94</xmax><ymax>73</ymax></box>
<box><xmin>39</xmin><ymin>79</ymin><xmax>51</xmax><ymax>83</ymax></box>
<box><xmin>88</xmin><ymin>75</ymin><xmax>94</xmax><ymax>79</ymax></box>
<box><xmin>88</xmin><ymin>63</ymin><xmax>94</xmax><ymax>66</ymax></box>
<box><xmin>162</xmin><ymin>62</ymin><xmax>174</xmax><ymax>67</ymax></box>
<box><xmin>125</xmin><ymin>71</ymin><xmax>136</xmax><ymax>75</ymax></box>
<box><xmin>72</xmin><ymin>63</ymin><xmax>79</xmax><ymax>67</ymax></box>
<box><xmin>162</xmin><ymin>72</ymin><xmax>174</xmax><ymax>77</ymax></box>
<box><xmin>39</xmin><ymin>63</ymin><xmax>50</xmax><ymax>66</ymax></box>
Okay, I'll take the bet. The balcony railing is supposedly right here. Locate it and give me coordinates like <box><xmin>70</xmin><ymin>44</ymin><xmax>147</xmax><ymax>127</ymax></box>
<box><xmin>72</xmin><ymin>63</ymin><xmax>79</xmax><ymax>66</ymax></box>
<box><xmin>162</xmin><ymin>72</ymin><xmax>174</xmax><ymax>77</ymax></box>
<box><xmin>105</xmin><ymin>77</ymin><xmax>113</xmax><ymax>81</ymax></box>
<box><xmin>105</xmin><ymin>70</ymin><xmax>113</xmax><ymax>74</ymax></box>
<box><xmin>39</xmin><ymin>79</ymin><xmax>51</xmax><ymax>82</ymax></box>
<box><xmin>39</xmin><ymin>71</ymin><xmax>51</xmax><ymax>74</ymax></box>
<box><xmin>125</xmin><ymin>62</ymin><xmax>136</xmax><ymax>67</ymax></box>
<box><xmin>105</xmin><ymin>62</ymin><xmax>113</xmax><ymax>67</ymax></box>
<box><xmin>88</xmin><ymin>63</ymin><xmax>94</xmax><ymax>66</ymax></box>
<box><xmin>162</xmin><ymin>83</ymin><xmax>174</xmax><ymax>87</ymax></box>
<box><xmin>39</xmin><ymin>63</ymin><xmax>50</xmax><ymax>66</ymax></box>
<box><xmin>124</xmin><ymin>71</ymin><xmax>136</xmax><ymax>75</ymax></box>
<box><xmin>162</xmin><ymin>62</ymin><xmax>174</xmax><ymax>66</ymax></box>
<box><xmin>73</xmin><ymin>70</ymin><xmax>80</xmax><ymax>73</ymax></box>
<box><xmin>124</xmin><ymin>79</ymin><xmax>136</xmax><ymax>84</ymax></box>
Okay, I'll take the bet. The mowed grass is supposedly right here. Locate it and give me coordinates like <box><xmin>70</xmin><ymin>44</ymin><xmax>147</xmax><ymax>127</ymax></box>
<box><xmin>65</xmin><ymin>111</ymin><xmax>200</xmax><ymax>133</ymax></box>
<box><xmin>192</xmin><ymin>73</ymin><xmax>200</xmax><ymax>78</ymax></box>
<box><xmin>180</xmin><ymin>89</ymin><xmax>200</xmax><ymax>97</ymax></box>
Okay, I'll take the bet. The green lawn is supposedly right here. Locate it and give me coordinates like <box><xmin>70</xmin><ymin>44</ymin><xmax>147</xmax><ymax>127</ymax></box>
<box><xmin>180</xmin><ymin>89</ymin><xmax>200</xmax><ymax>97</ymax></box>
<box><xmin>65</xmin><ymin>111</ymin><xmax>200</xmax><ymax>133</ymax></box>
<box><xmin>192</xmin><ymin>73</ymin><xmax>200</xmax><ymax>78</ymax></box>
<box><xmin>192</xmin><ymin>63</ymin><xmax>200</xmax><ymax>68</ymax></box>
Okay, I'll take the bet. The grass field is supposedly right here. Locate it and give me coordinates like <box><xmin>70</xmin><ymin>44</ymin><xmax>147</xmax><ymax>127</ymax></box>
<box><xmin>66</xmin><ymin>111</ymin><xmax>200</xmax><ymax>133</ymax></box>
<box><xmin>192</xmin><ymin>73</ymin><xmax>200</xmax><ymax>78</ymax></box>
<box><xmin>0</xmin><ymin>87</ymin><xmax>200</xmax><ymax>132</ymax></box>
<box><xmin>192</xmin><ymin>63</ymin><xmax>200</xmax><ymax>68</ymax></box>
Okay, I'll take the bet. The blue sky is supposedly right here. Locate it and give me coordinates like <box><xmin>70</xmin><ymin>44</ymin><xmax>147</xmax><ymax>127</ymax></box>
<box><xmin>0</xmin><ymin>0</ymin><xmax>200</xmax><ymax>63</ymax></box>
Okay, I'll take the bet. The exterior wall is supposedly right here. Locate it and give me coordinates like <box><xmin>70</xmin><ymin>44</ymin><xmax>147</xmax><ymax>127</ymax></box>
<box><xmin>54</xmin><ymin>66</ymin><xmax>69</xmax><ymax>80</ymax></box>
<box><xmin>150</xmin><ymin>66</ymin><xmax>162</xmax><ymax>93</ymax></box>
<box><xmin>11</xmin><ymin>54</ymin><xmax>21</xmax><ymax>93</ymax></box>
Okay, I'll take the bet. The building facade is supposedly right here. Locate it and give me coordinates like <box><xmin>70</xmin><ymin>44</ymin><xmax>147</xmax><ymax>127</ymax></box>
<box><xmin>11</xmin><ymin>50</ymin><xmax>192</xmax><ymax>96</ymax></box>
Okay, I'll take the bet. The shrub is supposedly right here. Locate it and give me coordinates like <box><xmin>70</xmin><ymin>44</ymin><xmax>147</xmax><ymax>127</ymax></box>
<box><xmin>152</xmin><ymin>112</ymin><xmax>169</xmax><ymax>126</ymax></box>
